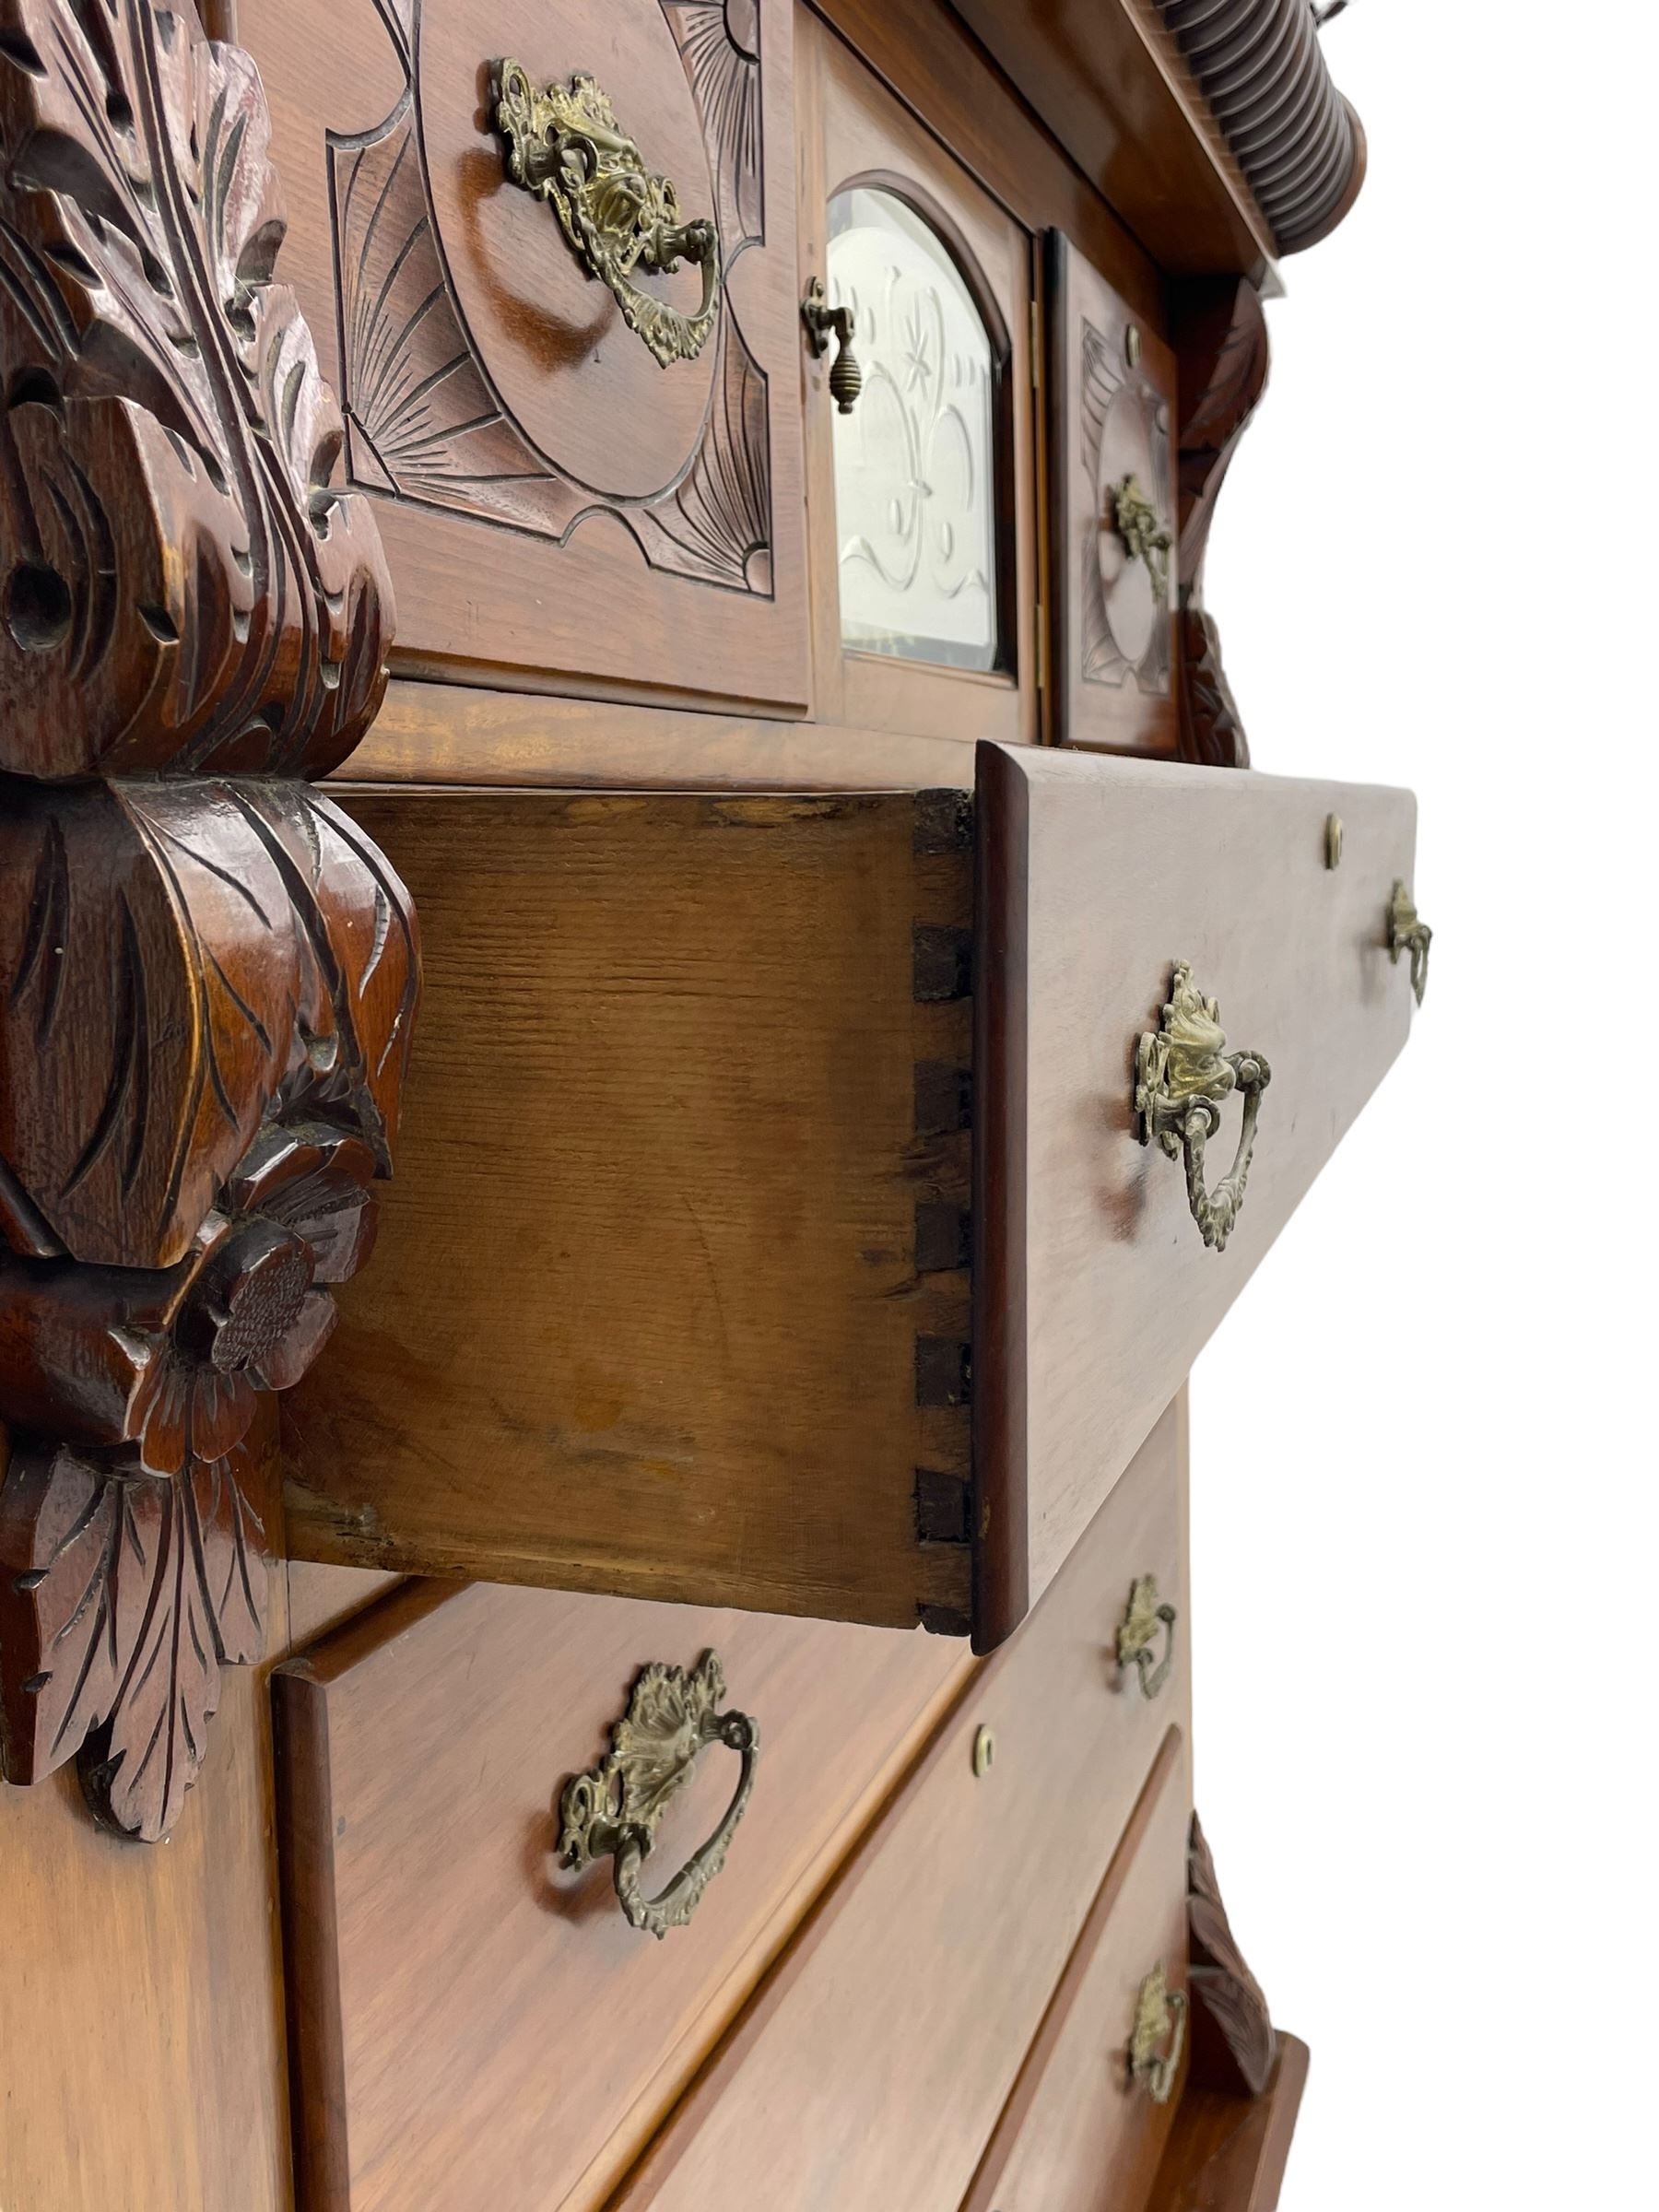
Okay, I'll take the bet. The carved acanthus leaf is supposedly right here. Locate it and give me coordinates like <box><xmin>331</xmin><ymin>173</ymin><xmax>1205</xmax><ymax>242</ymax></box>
<box><xmin>0</xmin><ymin>0</ymin><xmax>394</xmax><ymax>778</ymax></box>
<box><xmin>0</xmin><ymin>1433</ymin><xmax>268</xmax><ymax>1841</ymax></box>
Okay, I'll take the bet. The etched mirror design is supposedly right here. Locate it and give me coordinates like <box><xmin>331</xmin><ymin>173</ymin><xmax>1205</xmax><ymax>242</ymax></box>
<box><xmin>826</xmin><ymin>187</ymin><xmax>999</xmax><ymax>670</ymax></box>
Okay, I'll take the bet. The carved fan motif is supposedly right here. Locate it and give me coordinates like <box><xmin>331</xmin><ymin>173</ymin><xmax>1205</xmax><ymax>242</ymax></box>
<box><xmin>0</xmin><ymin>0</ymin><xmax>418</xmax><ymax>1841</ymax></box>
<box><xmin>1078</xmin><ymin>318</ymin><xmax>1172</xmax><ymax>696</ymax></box>
<box><xmin>327</xmin><ymin>0</ymin><xmax>772</xmax><ymax>593</ymax></box>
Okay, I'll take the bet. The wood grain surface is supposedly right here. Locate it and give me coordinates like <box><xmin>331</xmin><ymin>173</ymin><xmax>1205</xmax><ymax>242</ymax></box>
<box><xmin>975</xmin><ymin>741</ymin><xmax>1418</xmax><ymax>1640</ymax></box>
<box><xmin>336</xmin><ymin>684</ymin><xmax>1005</xmax><ymax>792</ymax></box>
<box><xmin>958</xmin><ymin>1729</ymin><xmax>1193</xmax><ymax>2212</ymax></box>
<box><xmin>275</xmin><ymin>1578</ymin><xmax>973</xmax><ymax>2212</ymax></box>
<box><xmin>613</xmin><ymin>1398</ymin><xmax>1188</xmax><ymax>2212</ymax></box>
<box><xmin>0</xmin><ymin>1435</ymin><xmax>291</xmax><ymax>2212</ymax></box>
<box><xmin>283</xmin><ymin>786</ymin><xmax>973</xmax><ymax>1630</ymax></box>
<box><xmin>941</xmin><ymin>0</ymin><xmax>1276</xmax><ymax>275</ymax></box>
<box><xmin>1147</xmin><ymin>2034</ymin><xmax>1311</xmax><ymax>2212</ymax></box>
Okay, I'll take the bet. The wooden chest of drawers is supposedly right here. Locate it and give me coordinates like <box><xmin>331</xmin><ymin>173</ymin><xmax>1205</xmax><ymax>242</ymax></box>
<box><xmin>0</xmin><ymin>4</ymin><xmax>1394</xmax><ymax>2210</ymax></box>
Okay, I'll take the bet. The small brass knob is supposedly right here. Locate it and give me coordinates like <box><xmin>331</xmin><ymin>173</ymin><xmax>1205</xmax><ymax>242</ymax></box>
<box><xmin>802</xmin><ymin>276</ymin><xmax>861</xmax><ymax>414</ymax></box>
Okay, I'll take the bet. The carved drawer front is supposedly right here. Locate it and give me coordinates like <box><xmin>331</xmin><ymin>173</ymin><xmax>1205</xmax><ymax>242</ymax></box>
<box><xmin>1045</xmin><ymin>229</ymin><xmax>1179</xmax><ymax>757</ymax></box>
<box><xmin>234</xmin><ymin>0</ymin><xmax>807</xmax><ymax>711</ymax></box>
<box><xmin>959</xmin><ymin>1732</ymin><xmax>1193</xmax><ymax>2212</ymax></box>
<box><xmin>613</xmin><ymin>1405</ymin><xmax>1189</xmax><ymax>2212</ymax></box>
<box><xmin>274</xmin><ymin>1579</ymin><xmax>972</xmax><ymax>2212</ymax></box>
<box><xmin>283</xmin><ymin>748</ymin><xmax>1418</xmax><ymax>1643</ymax></box>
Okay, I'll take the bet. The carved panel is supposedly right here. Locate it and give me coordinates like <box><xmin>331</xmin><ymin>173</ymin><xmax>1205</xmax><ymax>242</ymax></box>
<box><xmin>0</xmin><ymin>0</ymin><xmax>417</xmax><ymax>1841</ymax></box>
<box><xmin>1044</xmin><ymin>229</ymin><xmax>1178</xmax><ymax>757</ymax></box>
<box><xmin>238</xmin><ymin>0</ymin><xmax>807</xmax><ymax>708</ymax></box>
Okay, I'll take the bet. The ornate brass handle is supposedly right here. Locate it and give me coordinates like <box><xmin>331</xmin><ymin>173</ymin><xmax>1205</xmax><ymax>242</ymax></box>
<box><xmin>493</xmin><ymin>65</ymin><xmax>721</xmax><ymax>369</ymax></box>
<box><xmin>1129</xmin><ymin>1963</ymin><xmax>1188</xmax><ymax>2104</ymax></box>
<box><xmin>802</xmin><ymin>276</ymin><xmax>863</xmax><ymax>413</ymax></box>
<box><xmin>1107</xmin><ymin>474</ymin><xmax>1172</xmax><ymax>604</ymax></box>
<box><xmin>1387</xmin><ymin>880</ymin><xmax>1431</xmax><ymax>1006</ymax></box>
<box><xmin>1135</xmin><ymin>962</ymin><xmax>1271</xmax><ymax>1254</ymax></box>
<box><xmin>1116</xmin><ymin>1575</ymin><xmax>1178</xmax><ymax>1700</ymax></box>
<box><xmin>559</xmin><ymin>1651</ymin><xmax>758</xmax><ymax>1939</ymax></box>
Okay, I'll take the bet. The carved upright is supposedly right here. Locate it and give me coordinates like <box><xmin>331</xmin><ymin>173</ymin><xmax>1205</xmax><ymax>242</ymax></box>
<box><xmin>0</xmin><ymin>0</ymin><xmax>417</xmax><ymax>1841</ymax></box>
<box><xmin>1172</xmin><ymin>276</ymin><xmax>1270</xmax><ymax>770</ymax></box>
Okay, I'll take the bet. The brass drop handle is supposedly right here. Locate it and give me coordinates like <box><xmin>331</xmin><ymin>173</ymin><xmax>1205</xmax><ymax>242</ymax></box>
<box><xmin>1387</xmin><ymin>880</ymin><xmax>1431</xmax><ymax>1006</ymax></box>
<box><xmin>1129</xmin><ymin>1963</ymin><xmax>1188</xmax><ymax>2104</ymax></box>
<box><xmin>802</xmin><ymin>276</ymin><xmax>863</xmax><ymax>413</ymax></box>
<box><xmin>1116</xmin><ymin>1575</ymin><xmax>1178</xmax><ymax>1700</ymax></box>
<box><xmin>493</xmin><ymin>64</ymin><xmax>722</xmax><ymax>368</ymax></box>
<box><xmin>1107</xmin><ymin>473</ymin><xmax>1172</xmax><ymax>605</ymax></box>
<box><xmin>559</xmin><ymin>1652</ymin><xmax>758</xmax><ymax>1939</ymax></box>
<box><xmin>1135</xmin><ymin>962</ymin><xmax>1271</xmax><ymax>1255</ymax></box>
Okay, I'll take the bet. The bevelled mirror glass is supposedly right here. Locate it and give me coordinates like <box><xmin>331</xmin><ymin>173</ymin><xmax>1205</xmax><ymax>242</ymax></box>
<box><xmin>826</xmin><ymin>185</ymin><xmax>999</xmax><ymax>671</ymax></box>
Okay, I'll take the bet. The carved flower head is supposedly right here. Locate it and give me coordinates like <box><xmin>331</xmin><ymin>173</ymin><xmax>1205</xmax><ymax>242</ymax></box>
<box><xmin>122</xmin><ymin>1124</ymin><xmax>378</xmax><ymax>1475</ymax></box>
<box><xmin>0</xmin><ymin>1123</ymin><xmax>378</xmax><ymax>1476</ymax></box>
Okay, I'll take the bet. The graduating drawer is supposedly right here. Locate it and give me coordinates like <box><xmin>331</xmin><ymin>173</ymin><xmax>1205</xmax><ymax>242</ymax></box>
<box><xmin>275</xmin><ymin>1580</ymin><xmax>972</xmax><ymax>2212</ymax></box>
<box><xmin>234</xmin><ymin>0</ymin><xmax>808</xmax><ymax>712</ymax></box>
<box><xmin>613</xmin><ymin>1406</ymin><xmax>1189</xmax><ymax>2212</ymax></box>
<box><xmin>284</xmin><ymin>746</ymin><xmax>1418</xmax><ymax>1641</ymax></box>
<box><xmin>959</xmin><ymin>1729</ymin><xmax>1194</xmax><ymax>2212</ymax></box>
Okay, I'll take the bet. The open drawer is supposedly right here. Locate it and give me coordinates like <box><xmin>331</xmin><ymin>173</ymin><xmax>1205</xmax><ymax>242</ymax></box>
<box><xmin>284</xmin><ymin>744</ymin><xmax>1420</xmax><ymax>1643</ymax></box>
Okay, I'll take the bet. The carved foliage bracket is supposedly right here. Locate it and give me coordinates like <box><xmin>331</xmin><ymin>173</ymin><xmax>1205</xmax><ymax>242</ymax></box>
<box><xmin>1172</xmin><ymin>276</ymin><xmax>1269</xmax><ymax>771</ymax></box>
<box><xmin>0</xmin><ymin>0</ymin><xmax>416</xmax><ymax>1841</ymax></box>
<box><xmin>1186</xmin><ymin>1810</ymin><xmax>1277</xmax><ymax>2096</ymax></box>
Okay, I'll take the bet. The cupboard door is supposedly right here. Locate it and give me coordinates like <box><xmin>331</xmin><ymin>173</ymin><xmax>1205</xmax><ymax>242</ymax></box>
<box><xmin>1046</xmin><ymin>229</ymin><xmax>1180</xmax><ymax>757</ymax></box>
<box><xmin>797</xmin><ymin>11</ymin><xmax>1038</xmax><ymax>747</ymax></box>
<box><xmin>235</xmin><ymin>0</ymin><xmax>808</xmax><ymax>711</ymax></box>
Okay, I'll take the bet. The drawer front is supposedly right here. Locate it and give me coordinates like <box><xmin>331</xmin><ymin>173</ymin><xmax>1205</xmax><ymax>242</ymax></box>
<box><xmin>960</xmin><ymin>1736</ymin><xmax>1193</xmax><ymax>2212</ymax></box>
<box><xmin>975</xmin><ymin>741</ymin><xmax>1419</xmax><ymax>1639</ymax></box>
<box><xmin>236</xmin><ymin>0</ymin><xmax>807</xmax><ymax>712</ymax></box>
<box><xmin>276</xmin><ymin>1583</ymin><xmax>973</xmax><ymax>2212</ymax></box>
<box><xmin>614</xmin><ymin>1399</ymin><xmax>1189</xmax><ymax>2212</ymax></box>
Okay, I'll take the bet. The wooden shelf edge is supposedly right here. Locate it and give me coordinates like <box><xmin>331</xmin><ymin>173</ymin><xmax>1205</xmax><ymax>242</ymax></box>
<box><xmin>1147</xmin><ymin>2031</ymin><xmax>1311</xmax><ymax>2212</ymax></box>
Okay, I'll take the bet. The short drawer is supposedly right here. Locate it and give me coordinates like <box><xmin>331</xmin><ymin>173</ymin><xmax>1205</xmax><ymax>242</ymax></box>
<box><xmin>235</xmin><ymin>0</ymin><xmax>808</xmax><ymax>712</ymax></box>
<box><xmin>275</xmin><ymin>1581</ymin><xmax>973</xmax><ymax>2212</ymax></box>
<box><xmin>610</xmin><ymin>1403</ymin><xmax>1189</xmax><ymax>2212</ymax></box>
<box><xmin>285</xmin><ymin>743</ymin><xmax>1418</xmax><ymax>1641</ymax></box>
<box><xmin>959</xmin><ymin>1733</ymin><xmax>1194</xmax><ymax>2212</ymax></box>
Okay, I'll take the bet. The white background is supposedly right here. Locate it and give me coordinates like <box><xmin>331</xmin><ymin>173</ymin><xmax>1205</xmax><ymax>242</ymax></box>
<box><xmin>1192</xmin><ymin>6</ymin><xmax>1655</xmax><ymax>2203</ymax></box>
